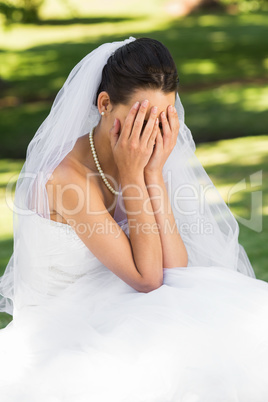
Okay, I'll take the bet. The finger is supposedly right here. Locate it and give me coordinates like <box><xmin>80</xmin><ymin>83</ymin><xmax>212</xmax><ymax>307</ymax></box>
<box><xmin>120</xmin><ymin>101</ymin><xmax>140</xmax><ymax>142</ymax></box>
<box><xmin>147</xmin><ymin>116</ymin><xmax>159</xmax><ymax>150</ymax></box>
<box><xmin>140</xmin><ymin>106</ymin><xmax>158</xmax><ymax>146</ymax></box>
<box><xmin>153</xmin><ymin>127</ymin><xmax>163</xmax><ymax>155</ymax></box>
<box><xmin>160</xmin><ymin>111</ymin><xmax>172</xmax><ymax>148</ymax></box>
<box><xmin>109</xmin><ymin>118</ymin><xmax>121</xmax><ymax>150</ymax></box>
<box><xmin>130</xmin><ymin>99</ymin><xmax>150</xmax><ymax>142</ymax></box>
<box><xmin>167</xmin><ymin>105</ymin><xmax>180</xmax><ymax>135</ymax></box>
<box><xmin>155</xmin><ymin>125</ymin><xmax>163</xmax><ymax>149</ymax></box>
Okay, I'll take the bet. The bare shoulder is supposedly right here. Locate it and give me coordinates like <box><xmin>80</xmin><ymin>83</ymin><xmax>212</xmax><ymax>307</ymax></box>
<box><xmin>47</xmin><ymin>156</ymin><xmax>86</xmax><ymax>185</ymax></box>
<box><xmin>46</xmin><ymin>156</ymin><xmax>101</xmax><ymax>223</ymax></box>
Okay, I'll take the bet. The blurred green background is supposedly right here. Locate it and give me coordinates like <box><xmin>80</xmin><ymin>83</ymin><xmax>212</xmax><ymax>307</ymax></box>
<box><xmin>0</xmin><ymin>0</ymin><xmax>267</xmax><ymax>328</ymax></box>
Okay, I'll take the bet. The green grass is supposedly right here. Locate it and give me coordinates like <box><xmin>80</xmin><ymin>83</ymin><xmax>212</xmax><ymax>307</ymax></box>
<box><xmin>0</xmin><ymin>135</ymin><xmax>267</xmax><ymax>328</ymax></box>
<box><xmin>0</xmin><ymin>10</ymin><xmax>268</xmax><ymax>157</ymax></box>
<box><xmin>195</xmin><ymin>135</ymin><xmax>268</xmax><ymax>282</ymax></box>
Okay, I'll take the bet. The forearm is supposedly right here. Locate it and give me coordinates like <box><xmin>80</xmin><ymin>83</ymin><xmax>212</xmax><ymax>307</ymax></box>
<box><xmin>120</xmin><ymin>172</ymin><xmax>163</xmax><ymax>285</ymax></box>
<box><xmin>144</xmin><ymin>171</ymin><xmax>188</xmax><ymax>268</ymax></box>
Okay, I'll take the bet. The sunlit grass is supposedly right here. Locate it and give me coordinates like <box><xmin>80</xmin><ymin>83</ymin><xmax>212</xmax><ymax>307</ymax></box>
<box><xmin>194</xmin><ymin>135</ymin><xmax>268</xmax><ymax>167</ymax></box>
<box><xmin>195</xmin><ymin>135</ymin><xmax>268</xmax><ymax>282</ymax></box>
<box><xmin>0</xmin><ymin>15</ymin><xmax>168</xmax><ymax>50</ymax></box>
<box><xmin>1</xmin><ymin>82</ymin><xmax>267</xmax><ymax>160</ymax></box>
<box><xmin>0</xmin><ymin>159</ymin><xmax>23</xmax><ymax>240</ymax></box>
<box><xmin>181</xmin><ymin>60</ymin><xmax>218</xmax><ymax>75</ymax></box>
<box><xmin>1</xmin><ymin>10</ymin><xmax>267</xmax><ymax>158</ymax></box>
<box><xmin>181</xmin><ymin>85</ymin><xmax>268</xmax><ymax>141</ymax></box>
<box><xmin>41</xmin><ymin>0</ymin><xmax>168</xmax><ymax>19</ymax></box>
<box><xmin>195</xmin><ymin>136</ymin><xmax>267</xmax><ymax>204</ymax></box>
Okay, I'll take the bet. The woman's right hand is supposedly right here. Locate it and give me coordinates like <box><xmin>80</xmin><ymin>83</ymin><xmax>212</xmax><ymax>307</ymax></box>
<box><xmin>109</xmin><ymin>100</ymin><xmax>159</xmax><ymax>178</ymax></box>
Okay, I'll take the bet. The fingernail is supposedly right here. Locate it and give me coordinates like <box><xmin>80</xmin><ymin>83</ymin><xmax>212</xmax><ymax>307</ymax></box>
<box><xmin>134</xmin><ymin>101</ymin><xmax>140</xmax><ymax>109</ymax></box>
<box><xmin>152</xmin><ymin>106</ymin><xmax>158</xmax><ymax>114</ymax></box>
<box><xmin>142</xmin><ymin>100</ymin><xmax>149</xmax><ymax>107</ymax></box>
<box><xmin>161</xmin><ymin>112</ymin><xmax>166</xmax><ymax>119</ymax></box>
<box><xmin>169</xmin><ymin>105</ymin><xmax>174</xmax><ymax>113</ymax></box>
<box><xmin>113</xmin><ymin>118</ymin><xmax>116</xmax><ymax>127</ymax></box>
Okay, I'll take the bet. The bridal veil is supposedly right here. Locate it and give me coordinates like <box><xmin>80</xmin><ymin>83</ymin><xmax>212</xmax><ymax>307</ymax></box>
<box><xmin>0</xmin><ymin>36</ymin><xmax>256</xmax><ymax>317</ymax></box>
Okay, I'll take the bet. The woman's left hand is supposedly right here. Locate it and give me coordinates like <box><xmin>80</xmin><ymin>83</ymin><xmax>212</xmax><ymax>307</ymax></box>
<box><xmin>144</xmin><ymin>105</ymin><xmax>179</xmax><ymax>178</ymax></box>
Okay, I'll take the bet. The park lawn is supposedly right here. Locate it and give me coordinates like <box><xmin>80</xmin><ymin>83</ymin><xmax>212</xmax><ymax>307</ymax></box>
<box><xmin>0</xmin><ymin>11</ymin><xmax>268</xmax><ymax>157</ymax></box>
<box><xmin>0</xmin><ymin>134</ymin><xmax>267</xmax><ymax>328</ymax></box>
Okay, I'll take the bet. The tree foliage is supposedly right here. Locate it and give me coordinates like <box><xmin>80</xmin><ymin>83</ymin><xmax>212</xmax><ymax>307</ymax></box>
<box><xmin>220</xmin><ymin>0</ymin><xmax>268</xmax><ymax>12</ymax></box>
<box><xmin>0</xmin><ymin>0</ymin><xmax>45</xmax><ymax>25</ymax></box>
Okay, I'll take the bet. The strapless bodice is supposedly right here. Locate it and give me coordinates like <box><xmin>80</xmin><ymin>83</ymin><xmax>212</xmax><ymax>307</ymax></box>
<box><xmin>30</xmin><ymin>183</ymin><xmax>129</xmax><ymax>267</ymax></box>
<box><xmin>14</xmin><ymin>194</ymin><xmax>131</xmax><ymax>310</ymax></box>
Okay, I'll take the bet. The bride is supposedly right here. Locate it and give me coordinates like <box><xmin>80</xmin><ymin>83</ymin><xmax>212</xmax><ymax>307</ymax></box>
<box><xmin>0</xmin><ymin>36</ymin><xmax>268</xmax><ymax>402</ymax></box>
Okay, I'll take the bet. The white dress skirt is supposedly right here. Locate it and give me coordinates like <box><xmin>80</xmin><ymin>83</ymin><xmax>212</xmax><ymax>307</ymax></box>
<box><xmin>0</xmin><ymin>205</ymin><xmax>268</xmax><ymax>402</ymax></box>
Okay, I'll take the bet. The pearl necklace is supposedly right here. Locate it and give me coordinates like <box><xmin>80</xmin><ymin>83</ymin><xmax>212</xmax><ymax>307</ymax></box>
<box><xmin>88</xmin><ymin>126</ymin><xmax>121</xmax><ymax>195</ymax></box>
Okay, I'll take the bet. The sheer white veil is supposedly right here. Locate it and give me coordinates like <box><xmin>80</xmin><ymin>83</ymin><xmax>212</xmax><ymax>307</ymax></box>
<box><xmin>0</xmin><ymin>36</ymin><xmax>256</xmax><ymax>316</ymax></box>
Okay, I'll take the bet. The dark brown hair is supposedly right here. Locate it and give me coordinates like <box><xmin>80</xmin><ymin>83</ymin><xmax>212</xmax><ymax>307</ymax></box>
<box><xmin>95</xmin><ymin>37</ymin><xmax>179</xmax><ymax>106</ymax></box>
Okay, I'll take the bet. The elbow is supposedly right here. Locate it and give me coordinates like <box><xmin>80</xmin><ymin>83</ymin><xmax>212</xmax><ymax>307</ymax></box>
<box><xmin>140</xmin><ymin>274</ymin><xmax>163</xmax><ymax>293</ymax></box>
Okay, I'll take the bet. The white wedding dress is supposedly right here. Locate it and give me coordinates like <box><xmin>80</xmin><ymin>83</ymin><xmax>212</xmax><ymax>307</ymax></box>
<box><xmin>1</xmin><ymin>191</ymin><xmax>268</xmax><ymax>402</ymax></box>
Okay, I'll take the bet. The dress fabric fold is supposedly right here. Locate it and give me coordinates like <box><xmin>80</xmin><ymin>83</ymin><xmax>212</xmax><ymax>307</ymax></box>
<box><xmin>0</xmin><ymin>206</ymin><xmax>268</xmax><ymax>402</ymax></box>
